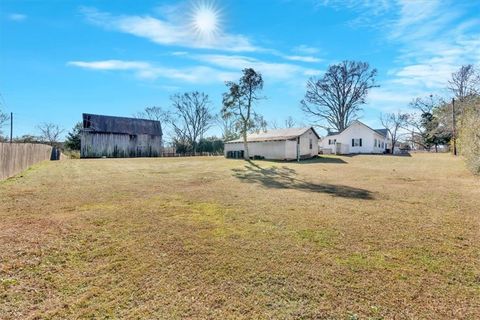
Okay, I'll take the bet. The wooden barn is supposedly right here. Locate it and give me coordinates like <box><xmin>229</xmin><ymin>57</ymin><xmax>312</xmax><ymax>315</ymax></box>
<box><xmin>80</xmin><ymin>113</ymin><xmax>162</xmax><ymax>158</ymax></box>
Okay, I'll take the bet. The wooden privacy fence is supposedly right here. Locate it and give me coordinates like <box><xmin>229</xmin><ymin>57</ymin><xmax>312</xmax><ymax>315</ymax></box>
<box><xmin>0</xmin><ymin>143</ymin><xmax>61</xmax><ymax>180</ymax></box>
<box><xmin>161</xmin><ymin>152</ymin><xmax>223</xmax><ymax>157</ymax></box>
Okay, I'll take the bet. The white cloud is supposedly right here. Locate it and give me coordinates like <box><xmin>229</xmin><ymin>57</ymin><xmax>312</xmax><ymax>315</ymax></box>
<box><xmin>293</xmin><ymin>45</ymin><xmax>320</xmax><ymax>55</ymax></box>
<box><xmin>283</xmin><ymin>55</ymin><xmax>321</xmax><ymax>63</ymax></box>
<box><xmin>367</xmin><ymin>87</ymin><xmax>419</xmax><ymax>113</ymax></box>
<box><xmin>67</xmin><ymin>59</ymin><xmax>237</xmax><ymax>83</ymax></box>
<box><xmin>80</xmin><ymin>6</ymin><xmax>258</xmax><ymax>52</ymax></box>
<box><xmin>392</xmin><ymin>64</ymin><xmax>458</xmax><ymax>89</ymax></box>
<box><xmin>336</xmin><ymin>0</ymin><xmax>480</xmax><ymax>95</ymax></box>
<box><xmin>388</xmin><ymin>2</ymin><xmax>480</xmax><ymax>92</ymax></box>
<box><xmin>68</xmin><ymin>60</ymin><xmax>150</xmax><ymax>71</ymax></box>
<box><xmin>191</xmin><ymin>54</ymin><xmax>322</xmax><ymax>81</ymax></box>
<box><xmin>8</xmin><ymin>13</ymin><xmax>27</xmax><ymax>22</ymax></box>
<box><xmin>315</xmin><ymin>0</ymin><xmax>391</xmax><ymax>14</ymax></box>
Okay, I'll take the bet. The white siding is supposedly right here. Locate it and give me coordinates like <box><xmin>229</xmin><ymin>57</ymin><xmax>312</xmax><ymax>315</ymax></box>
<box><xmin>285</xmin><ymin>140</ymin><xmax>297</xmax><ymax>159</ymax></box>
<box><xmin>224</xmin><ymin>140</ymin><xmax>287</xmax><ymax>160</ymax></box>
<box><xmin>298</xmin><ymin>128</ymin><xmax>319</xmax><ymax>158</ymax></box>
<box><xmin>320</xmin><ymin>134</ymin><xmax>340</xmax><ymax>154</ymax></box>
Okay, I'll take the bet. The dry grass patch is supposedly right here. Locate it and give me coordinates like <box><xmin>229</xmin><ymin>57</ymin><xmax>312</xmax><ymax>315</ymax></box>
<box><xmin>0</xmin><ymin>154</ymin><xmax>479</xmax><ymax>319</ymax></box>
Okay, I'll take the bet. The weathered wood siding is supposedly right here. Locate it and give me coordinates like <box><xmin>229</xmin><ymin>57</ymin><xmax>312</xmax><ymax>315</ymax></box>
<box><xmin>0</xmin><ymin>143</ymin><xmax>54</xmax><ymax>180</ymax></box>
<box><xmin>81</xmin><ymin>132</ymin><xmax>162</xmax><ymax>158</ymax></box>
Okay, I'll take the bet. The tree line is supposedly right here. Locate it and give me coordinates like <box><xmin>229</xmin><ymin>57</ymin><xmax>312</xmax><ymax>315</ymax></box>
<box><xmin>1</xmin><ymin>61</ymin><xmax>478</xmax><ymax>173</ymax></box>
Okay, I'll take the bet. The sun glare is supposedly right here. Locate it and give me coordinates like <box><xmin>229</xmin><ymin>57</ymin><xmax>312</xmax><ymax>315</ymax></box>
<box><xmin>189</xmin><ymin>1</ymin><xmax>222</xmax><ymax>41</ymax></box>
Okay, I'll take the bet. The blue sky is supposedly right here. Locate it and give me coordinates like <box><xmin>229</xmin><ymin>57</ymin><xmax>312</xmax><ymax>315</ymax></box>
<box><xmin>1</xmin><ymin>0</ymin><xmax>479</xmax><ymax>139</ymax></box>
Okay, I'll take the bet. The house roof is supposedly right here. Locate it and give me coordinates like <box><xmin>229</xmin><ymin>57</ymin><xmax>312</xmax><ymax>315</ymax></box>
<box><xmin>326</xmin><ymin>131</ymin><xmax>340</xmax><ymax>137</ymax></box>
<box><xmin>374</xmin><ymin>128</ymin><xmax>388</xmax><ymax>138</ymax></box>
<box><xmin>325</xmin><ymin>120</ymin><xmax>388</xmax><ymax>139</ymax></box>
<box><xmin>225</xmin><ymin>127</ymin><xmax>320</xmax><ymax>143</ymax></box>
<box><xmin>82</xmin><ymin>113</ymin><xmax>162</xmax><ymax>136</ymax></box>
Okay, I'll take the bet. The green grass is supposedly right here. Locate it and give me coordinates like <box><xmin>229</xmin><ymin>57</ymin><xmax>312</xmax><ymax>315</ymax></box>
<box><xmin>0</xmin><ymin>154</ymin><xmax>479</xmax><ymax>319</ymax></box>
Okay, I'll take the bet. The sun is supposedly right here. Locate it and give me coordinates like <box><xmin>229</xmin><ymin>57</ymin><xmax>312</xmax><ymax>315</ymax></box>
<box><xmin>189</xmin><ymin>1</ymin><xmax>222</xmax><ymax>41</ymax></box>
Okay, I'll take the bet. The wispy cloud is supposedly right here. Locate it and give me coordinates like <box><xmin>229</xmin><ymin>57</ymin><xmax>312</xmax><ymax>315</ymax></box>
<box><xmin>79</xmin><ymin>6</ymin><xmax>258</xmax><ymax>52</ymax></box>
<box><xmin>388</xmin><ymin>1</ymin><xmax>480</xmax><ymax>91</ymax></box>
<box><xmin>8</xmin><ymin>13</ymin><xmax>27</xmax><ymax>22</ymax></box>
<box><xmin>315</xmin><ymin>0</ymin><xmax>391</xmax><ymax>14</ymax></box>
<box><xmin>191</xmin><ymin>54</ymin><xmax>322</xmax><ymax>81</ymax></box>
<box><xmin>68</xmin><ymin>54</ymin><xmax>323</xmax><ymax>88</ymax></box>
<box><xmin>324</xmin><ymin>0</ymin><xmax>480</xmax><ymax>93</ymax></box>
<box><xmin>67</xmin><ymin>60</ymin><xmax>238</xmax><ymax>83</ymax></box>
<box><xmin>293</xmin><ymin>45</ymin><xmax>320</xmax><ymax>55</ymax></box>
<box><xmin>283</xmin><ymin>55</ymin><xmax>321</xmax><ymax>63</ymax></box>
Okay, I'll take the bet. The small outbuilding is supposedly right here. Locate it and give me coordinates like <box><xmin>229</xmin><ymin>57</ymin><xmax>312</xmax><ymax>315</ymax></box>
<box><xmin>81</xmin><ymin>113</ymin><xmax>162</xmax><ymax>158</ymax></box>
<box><xmin>224</xmin><ymin>127</ymin><xmax>320</xmax><ymax>160</ymax></box>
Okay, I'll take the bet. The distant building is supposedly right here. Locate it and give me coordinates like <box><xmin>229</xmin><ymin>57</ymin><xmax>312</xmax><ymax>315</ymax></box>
<box><xmin>81</xmin><ymin>113</ymin><xmax>162</xmax><ymax>158</ymax></box>
<box><xmin>224</xmin><ymin>127</ymin><xmax>320</xmax><ymax>160</ymax></box>
<box><xmin>319</xmin><ymin>120</ymin><xmax>391</xmax><ymax>154</ymax></box>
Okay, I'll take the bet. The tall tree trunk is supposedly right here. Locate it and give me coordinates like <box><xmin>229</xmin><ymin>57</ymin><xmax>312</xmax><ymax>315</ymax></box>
<box><xmin>242</xmin><ymin>129</ymin><xmax>249</xmax><ymax>160</ymax></box>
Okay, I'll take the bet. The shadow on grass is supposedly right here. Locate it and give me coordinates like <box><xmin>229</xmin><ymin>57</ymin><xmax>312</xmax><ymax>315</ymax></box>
<box><xmin>232</xmin><ymin>162</ymin><xmax>374</xmax><ymax>200</ymax></box>
<box><xmin>300</xmin><ymin>156</ymin><xmax>348</xmax><ymax>164</ymax></box>
<box><xmin>341</xmin><ymin>153</ymin><xmax>412</xmax><ymax>158</ymax></box>
<box><xmin>253</xmin><ymin>156</ymin><xmax>347</xmax><ymax>164</ymax></box>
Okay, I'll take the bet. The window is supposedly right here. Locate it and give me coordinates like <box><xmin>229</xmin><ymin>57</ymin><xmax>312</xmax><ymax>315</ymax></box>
<box><xmin>352</xmin><ymin>138</ymin><xmax>362</xmax><ymax>147</ymax></box>
<box><xmin>309</xmin><ymin>139</ymin><xmax>313</xmax><ymax>150</ymax></box>
<box><xmin>374</xmin><ymin>139</ymin><xmax>377</xmax><ymax>148</ymax></box>
<box><xmin>381</xmin><ymin>142</ymin><xmax>384</xmax><ymax>148</ymax></box>
<box><xmin>328</xmin><ymin>139</ymin><xmax>331</xmax><ymax>145</ymax></box>
<box><xmin>328</xmin><ymin>139</ymin><xmax>336</xmax><ymax>145</ymax></box>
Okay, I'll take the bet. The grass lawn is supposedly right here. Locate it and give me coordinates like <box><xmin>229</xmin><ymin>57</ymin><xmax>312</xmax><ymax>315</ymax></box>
<box><xmin>1</xmin><ymin>153</ymin><xmax>479</xmax><ymax>319</ymax></box>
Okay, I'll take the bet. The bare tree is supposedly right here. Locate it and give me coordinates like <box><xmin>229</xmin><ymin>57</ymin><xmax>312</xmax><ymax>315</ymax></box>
<box><xmin>284</xmin><ymin>116</ymin><xmax>296</xmax><ymax>128</ymax></box>
<box><xmin>216</xmin><ymin>113</ymin><xmax>239</xmax><ymax>141</ymax></box>
<box><xmin>168</xmin><ymin>92</ymin><xmax>214</xmax><ymax>154</ymax></box>
<box><xmin>448</xmin><ymin>64</ymin><xmax>479</xmax><ymax>102</ymax></box>
<box><xmin>0</xmin><ymin>108</ymin><xmax>9</xmax><ymax>137</ymax></box>
<box><xmin>380</xmin><ymin>112</ymin><xmax>409</xmax><ymax>154</ymax></box>
<box><xmin>134</xmin><ymin>106</ymin><xmax>168</xmax><ymax>142</ymax></box>
<box><xmin>269</xmin><ymin>119</ymin><xmax>279</xmax><ymax>129</ymax></box>
<box><xmin>134</xmin><ymin>106</ymin><xmax>167</xmax><ymax>122</ymax></box>
<box><xmin>37</xmin><ymin>123</ymin><xmax>64</xmax><ymax>146</ymax></box>
<box><xmin>301</xmin><ymin>60</ymin><xmax>378</xmax><ymax>131</ymax></box>
<box><xmin>250</xmin><ymin>114</ymin><xmax>268</xmax><ymax>133</ymax></box>
<box><xmin>222</xmin><ymin>68</ymin><xmax>265</xmax><ymax>159</ymax></box>
<box><xmin>270</xmin><ymin>116</ymin><xmax>297</xmax><ymax>129</ymax></box>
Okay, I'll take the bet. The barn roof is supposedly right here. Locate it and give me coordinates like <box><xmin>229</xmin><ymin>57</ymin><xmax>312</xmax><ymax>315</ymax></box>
<box><xmin>225</xmin><ymin>127</ymin><xmax>320</xmax><ymax>143</ymax></box>
<box><xmin>82</xmin><ymin>113</ymin><xmax>162</xmax><ymax>136</ymax></box>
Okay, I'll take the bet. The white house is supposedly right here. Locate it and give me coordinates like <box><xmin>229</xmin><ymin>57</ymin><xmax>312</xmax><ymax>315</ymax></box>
<box><xmin>224</xmin><ymin>127</ymin><xmax>320</xmax><ymax>160</ymax></box>
<box><xmin>320</xmin><ymin>120</ymin><xmax>391</xmax><ymax>154</ymax></box>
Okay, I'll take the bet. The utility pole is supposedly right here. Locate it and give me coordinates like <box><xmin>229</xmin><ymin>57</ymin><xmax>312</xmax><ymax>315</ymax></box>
<box><xmin>10</xmin><ymin>112</ymin><xmax>13</xmax><ymax>143</ymax></box>
<box><xmin>452</xmin><ymin>98</ymin><xmax>457</xmax><ymax>156</ymax></box>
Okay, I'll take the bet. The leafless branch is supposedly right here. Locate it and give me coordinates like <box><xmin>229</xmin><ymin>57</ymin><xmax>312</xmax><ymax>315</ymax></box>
<box><xmin>301</xmin><ymin>60</ymin><xmax>378</xmax><ymax>131</ymax></box>
<box><xmin>37</xmin><ymin>123</ymin><xmax>64</xmax><ymax>146</ymax></box>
